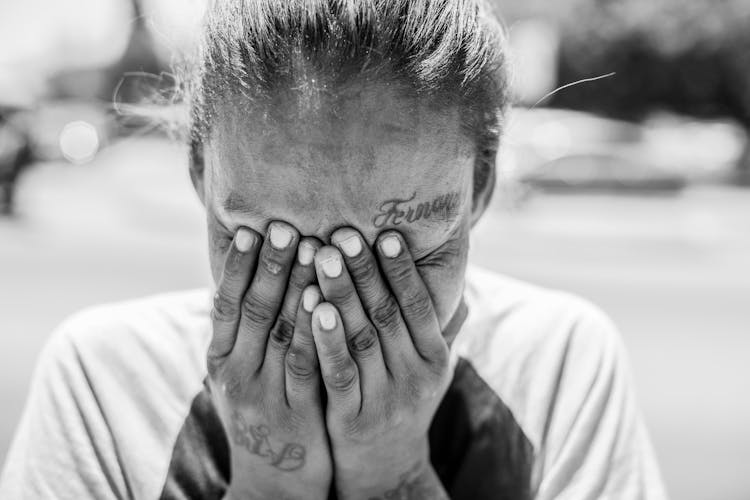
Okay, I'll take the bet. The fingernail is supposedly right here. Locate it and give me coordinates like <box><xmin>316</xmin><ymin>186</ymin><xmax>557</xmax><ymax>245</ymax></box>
<box><xmin>269</xmin><ymin>224</ymin><xmax>293</xmax><ymax>249</ymax></box>
<box><xmin>303</xmin><ymin>287</ymin><xmax>320</xmax><ymax>313</ymax></box>
<box><xmin>298</xmin><ymin>241</ymin><xmax>316</xmax><ymax>266</ymax></box>
<box><xmin>380</xmin><ymin>235</ymin><xmax>401</xmax><ymax>258</ymax></box>
<box><xmin>318</xmin><ymin>307</ymin><xmax>337</xmax><ymax>330</ymax></box>
<box><xmin>235</xmin><ymin>228</ymin><xmax>254</xmax><ymax>253</ymax></box>
<box><xmin>320</xmin><ymin>255</ymin><xmax>342</xmax><ymax>278</ymax></box>
<box><xmin>338</xmin><ymin>234</ymin><xmax>362</xmax><ymax>257</ymax></box>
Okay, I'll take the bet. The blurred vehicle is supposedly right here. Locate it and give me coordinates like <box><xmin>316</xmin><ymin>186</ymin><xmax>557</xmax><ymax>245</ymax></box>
<box><xmin>503</xmin><ymin>108</ymin><xmax>746</xmax><ymax>194</ymax></box>
<box><xmin>520</xmin><ymin>155</ymin><xmax>686</xmax><ymax>193</ymax></box>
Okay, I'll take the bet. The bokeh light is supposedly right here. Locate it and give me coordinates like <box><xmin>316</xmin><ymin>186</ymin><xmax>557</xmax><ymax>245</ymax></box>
<box><xmin>59</xmin><ymin>120</ymin><xmax>99</xmax><ymax>164</ymax></box>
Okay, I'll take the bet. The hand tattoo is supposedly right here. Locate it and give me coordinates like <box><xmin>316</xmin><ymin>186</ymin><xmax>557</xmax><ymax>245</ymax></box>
<box><xmin>367</xmin><ymin>463</ymin><xmax>438</xmax><ymax>500</ymax></box>
<box><xmin>372</xmin><ymin>191</ymin><xmax>461</xmax><ymax>228</ymax></box>
<box><xmin>231</xmin><ymin>411</ymin><xmax>306</xmax><ymax>471</ymax></box>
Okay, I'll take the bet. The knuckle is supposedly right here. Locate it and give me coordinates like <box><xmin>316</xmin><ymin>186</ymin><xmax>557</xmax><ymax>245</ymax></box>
<box><xmin>370</xmin><ymin>296</ymin><xmax>401</xmax><ymax>330</ymax></box>
<box><xmin>285</xmin><ymin>274</ymin><xmax>307</xmax><ymax>298</ymax></box>
<box><xmin>347</xmin><ymin>324</ymin><xmax>379</xmax><ymax>354</ymax></box>
<box><xmin>206</xmin><ymin>352</ymin><xmax>223</xmax><ymax>378</ymax></box>
<box><xmin>386</xmin><ymin>259</ymin><xmax>414</xmax><ymax>285</ymax></box>
<box><xmin>401</xmin><ymin>291</ymin><xmax>433</xmax><ymax>322</ymax></box>
<box><xmin>212</xmin><ymin>292</ymin><xmax>238</xmax><ymax>322</ymax></box>
<box><xmin>288</xmin><ymin>262</ymin><xmax>314</xmax><ymax>289</ymax></box>
<box><xmin>349</xmin><ymin>253</ymin><xmax>379</xmax><ymax>280</ymax></box>
<box><xmin>206</xmin><ymin>359</ymin><xmax>245</xmax><ymax>400</ymax></box>
<box><xmin>285</xmin><ymin>347</ymin><xmax>316</xmax><ymax>381</ymax></box>
<box><xmin>241</xmin><ymin>295</ymin><xmax>275</xmax><ymax>327</ymax></box>
<box><xmin>429</xmin><ymin>343</ymin><xmax>450</xmax><ymax>368</ymax></box>
<box><xmin>324</xmin><ymin>357</ymin><xmax>358</xmax><ymax>392</ymax></box>
<box><xmin>222</xmin><ymin>373</ymin><xmax>246</xmax><ymax>400</ymax></box>
<box><xmin>269</xmin><ymin>317</ymin><xmax>295</xmax><ymax>348</ymax></box>
<box><xmin>325</xmin><ymin>285</ymin><xmax>357</xmax><ymax>306</ymax></box>
<box><xmin>403</xmin><ymin>371</ymin><xmax>427</xmax><ymax>403</ymax></box>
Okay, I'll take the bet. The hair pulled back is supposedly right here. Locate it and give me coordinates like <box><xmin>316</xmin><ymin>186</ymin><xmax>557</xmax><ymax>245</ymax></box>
<box><xmin>186</xmin><ymin>0</ymin><xmax>509</xmax><ymax>197</ymax></box>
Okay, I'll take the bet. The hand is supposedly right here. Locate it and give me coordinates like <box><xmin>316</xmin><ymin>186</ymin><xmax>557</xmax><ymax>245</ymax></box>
<box><xmin>206</xmin><ymin>222</ymin><xmax>332</xmax><ymax>500</ymax></box>
<box><xmin>310</xmin><ymin>229</ymin><xmax>452</xmax><ymax>499</ymax></box>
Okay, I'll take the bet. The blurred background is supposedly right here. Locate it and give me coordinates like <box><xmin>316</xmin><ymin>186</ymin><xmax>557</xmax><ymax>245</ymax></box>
<box><xmin>0</xmin><ymin>0</ymin><xmax>748</xmax><ymax>498</ymax></box>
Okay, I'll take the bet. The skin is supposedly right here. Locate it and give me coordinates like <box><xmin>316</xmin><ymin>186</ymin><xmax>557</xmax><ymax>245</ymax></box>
<box><xmin>191</xmin><ymin>83</ymin><xmax>496</xmax><ymax>499</ymax></box>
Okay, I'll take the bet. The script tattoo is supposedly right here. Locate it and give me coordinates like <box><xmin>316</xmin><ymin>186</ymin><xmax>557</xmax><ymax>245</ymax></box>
<box><xmin>231</xmin><ymin>411</ymin><xmax>306</xmax><ymax>471</ymax></box>
<box><xmin>367</xmin><ymin>463</ymin><xmax>437</xmax><ymax>500</ymax></box>
<box><xmin>372</xmin><ymin>191</ymin><xmax>461</xmax><ymax>228</ymax></box>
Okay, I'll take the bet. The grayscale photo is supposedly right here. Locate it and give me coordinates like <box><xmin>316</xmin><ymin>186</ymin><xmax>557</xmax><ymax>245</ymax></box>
<box><xmin>1</xmin><ymin>0</ymin><xmax>748</xmax><ymax>499</ymax></box>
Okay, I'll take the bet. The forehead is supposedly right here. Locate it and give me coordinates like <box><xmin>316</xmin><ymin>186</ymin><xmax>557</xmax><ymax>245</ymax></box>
<box><xmin>205</xmin><ymin>84</ymin><xmax>475</xmax><ymax>252</ymax></box>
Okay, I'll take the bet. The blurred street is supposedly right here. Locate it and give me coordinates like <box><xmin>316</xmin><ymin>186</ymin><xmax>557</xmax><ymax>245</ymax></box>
<box><xmin>1</xmin><ymin>137</ymin><xmax>749</xmax><ymax>500</ymax></box>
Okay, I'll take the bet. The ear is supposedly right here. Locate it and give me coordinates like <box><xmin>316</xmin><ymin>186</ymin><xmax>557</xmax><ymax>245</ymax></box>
<box><xmin>189</xmin><ymin>138</ymin><xmax>206</xmax><ymax>206</ymax></box>
<box><xmin>470</xmin><ymin>143</ymin><xmax>497</xmax><ymax>227</ymax></box>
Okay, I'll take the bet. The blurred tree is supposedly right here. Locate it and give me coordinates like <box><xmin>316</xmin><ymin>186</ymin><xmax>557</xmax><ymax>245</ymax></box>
<box><xmin>492</xmin><ymin>0</ymin><xmax>750</xmax><ymax>182</ymax></box>
<box><xmin>551</xmin><ymin>0</ymin><xmax>750</xmax><ymax>123</ymax></box>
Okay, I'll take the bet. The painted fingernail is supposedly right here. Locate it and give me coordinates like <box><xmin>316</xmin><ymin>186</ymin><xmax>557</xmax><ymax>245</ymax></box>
<box><xmin>269</xmin><ymin>224</ymin><xmax>293</xmax><ymax>249</ymax></box>
<box><xmin>380</xmin><ymin>235</ymin><xmax>401</xmax><ymax>258</ymax></box>
<box><xmin>303</xmin><ymin>287</ymin><xmax>320</xmax><ymax>313</ymax></box>
<box><xmin>298</xmin><ymin>241</ymin><xmax>316</xmax><ymax>266</ymax></box>
<box><xmin>320</xmin><ymin>255</ymin><xmax>342</xmax><ymax>278</ymax></box>
<box><xmin>338</xmin><ymin>234</ymin><xmax>362</xmax><ymax>257</ymax></box>
<box><xmin>318</xmin><ymin>307</ymin><xmax>337</xmax><ymax>330</ymax></box>
<box><xmin>235</xmin><ymin>228</ymin><xmax>254</xmax><ymax>253</ymax></box>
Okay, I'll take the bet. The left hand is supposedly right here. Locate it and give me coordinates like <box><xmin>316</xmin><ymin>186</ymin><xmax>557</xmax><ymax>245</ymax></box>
<box><xmin>310</xmin><ymin>228</ymin><xmax>453</xmax><ymax>499</ymax></box>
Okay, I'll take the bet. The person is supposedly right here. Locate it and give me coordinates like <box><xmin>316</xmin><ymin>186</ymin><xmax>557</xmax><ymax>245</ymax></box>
<box><xmin>0</xmin><ymin>1</ymin><xmax>667</xmax><ymax>498</ymax></box>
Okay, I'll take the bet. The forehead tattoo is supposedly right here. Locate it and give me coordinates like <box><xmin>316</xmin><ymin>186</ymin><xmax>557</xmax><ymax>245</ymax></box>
<box><xmin>373</xmin><ymin>191</ymin><xmax>461</xmax><ymax>229</ymax></box>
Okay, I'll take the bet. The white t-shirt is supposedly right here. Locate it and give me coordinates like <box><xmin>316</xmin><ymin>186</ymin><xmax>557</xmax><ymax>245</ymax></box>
<box><xmin>0</xmin><ymin>265</ymin><xmax>668</xmax><ymax>499</ymax></box>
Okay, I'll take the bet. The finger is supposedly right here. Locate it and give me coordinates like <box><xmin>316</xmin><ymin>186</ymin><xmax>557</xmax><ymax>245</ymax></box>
<box><xmin>285</xmin><ymin>285</ymin><xmax>322</xmax><ymax>408</ymax></box>
<box><xmin>311</xmin><ymin>303</ymin><xmax>361</xmax><ymax>414</ymax></box>
<box><xmin>314</xmin><ymin>245</ymin><xmax>386</xmax><ymax>394</ymax></box>
<box><xmin>330</xmin><ymin>228</ymin><xmax>412</xmax><ymax>362</ymax></box>
<box><xmin>235</xmin><ymin>221</ymin><xmax>299</xmax><ymax>369</ymax></box>
<box><xmin>375</xmin><ymin>231</ymin><xmax>445</xmax><ymax>361</ymax></box>
<box><xmin>265</xmin><ymin>238</ymin><xmax>321</xmax><ymax>364</ymax></box>
<box><xmin>209</xmin><ymin>227</ymin><xmax>261</xmax><ymax>363</ymax></box>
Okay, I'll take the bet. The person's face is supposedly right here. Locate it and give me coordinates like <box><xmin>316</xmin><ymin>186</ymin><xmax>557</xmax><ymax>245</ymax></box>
<box><xmin>196</xmin><ymin>83</ymin><xmax>478</xmax><ymax>331</ymax></box>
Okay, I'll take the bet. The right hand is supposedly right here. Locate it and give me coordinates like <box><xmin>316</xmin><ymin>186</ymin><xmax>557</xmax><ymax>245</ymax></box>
<box><xmin>207</xmin><ymin>221</ymin><xmax>331</xmax><ymax>500</ymax></box>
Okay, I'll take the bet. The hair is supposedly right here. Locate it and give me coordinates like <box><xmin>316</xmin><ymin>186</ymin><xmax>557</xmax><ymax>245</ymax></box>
<box><xmin>181</xmin><ymin>0</ymin><xmax>509</xmax><ymax>201</ymax></box>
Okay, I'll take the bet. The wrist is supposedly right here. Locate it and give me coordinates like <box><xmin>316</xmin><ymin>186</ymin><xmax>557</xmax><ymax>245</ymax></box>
<box><xmin>228</xmin><ymin>462</ymin><xmax>330</xmax><ymax>500</ymax></box>
<box><xmin>226</xmin><ymin>480</ymin><xmax>329</xmax><ymax>500</ymax></box>
<box><xmin>334</xmin><ymin>443</ymin><xmax>433</xmax><ymax>498</ymax></box>
<box><xmin>338</xmin><ymin>460</ymin><xmax>446</xmax><ymax>500</ymax></box>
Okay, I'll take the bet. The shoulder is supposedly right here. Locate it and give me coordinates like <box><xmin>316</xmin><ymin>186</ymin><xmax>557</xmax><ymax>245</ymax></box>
<box><xmin>458</xmin><ymin>266</ymin><xmax>624</xmax><ymax>435</ymax></box>
<box><xmin>2</xmin><ymin>290</ymin><xmax>214</xmax><ymax>499</ymax></box>
<box><xmin>457</xmin><ymin>269</ymin><xmax>620</xmax><ymax>445</ymax></box>
<box><xmin>54</xmin><ymin>289</ymin><xmax>211</xmax><ymax>364</ymax></box>
<box><xmin>44</xmin><ymin>288</ymin><xmax>213</xmax><ymax>434</ymax></box>
<box><xmin>458</xmin><ymin>264</ymin><xmax>621</xmax><ymax>379</ymax></box>
<box><xmin>456</xmin><ymin>266</ymin><xmax>666</xmax><ymax>498</ymax></box>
